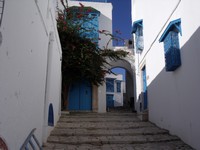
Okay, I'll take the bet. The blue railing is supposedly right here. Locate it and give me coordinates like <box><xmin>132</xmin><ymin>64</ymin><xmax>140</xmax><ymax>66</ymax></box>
<box><xmin>0</xmin><ymin>0</ymin><xmax>5</xmax><ymax>27</ymax></box>
<box><xmin>20</xmin><ymin>128</ymin><xmax>42</xmax><ymax>150</ymax></box>
<box><xmin>71</xmin><ymin>0</ymin><xmax>107</xmax><ymax>2</ymax></box>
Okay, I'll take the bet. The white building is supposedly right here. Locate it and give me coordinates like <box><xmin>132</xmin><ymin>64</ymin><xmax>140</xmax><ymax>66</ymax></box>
<box><xmin>132</xmin><ymin>0</ymin><xmax>200</xmax><ymax>149</ymax></box>
<box><xmin>0</xmin><ymin>0</ymin><xmax>62</xmax><ymax>149</ymax></box>
<box><xmin>68</xmin><ymin>0</ymin><xmax>113</xmax><ymax>49</ymax></box>
<box><xmin>105</xmin><ymin>73</ymin><xmax>125</xmax><ymax>108</ymax></box>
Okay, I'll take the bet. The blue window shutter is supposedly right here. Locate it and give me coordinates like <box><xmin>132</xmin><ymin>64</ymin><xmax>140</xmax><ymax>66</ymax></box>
<box><xmin>106</xmin><ymin>78</ymin><xmax>114</xmax><ymax>92</ymax></box>
<box><xmin>132</xmin><ymin>19</ymin><xmax>144</xmax><ymax>53</ymax></box>
<box><xmin>159</xmin><ymin>19</ymin><xmax>182</xmax><ymax>71</ymax></box>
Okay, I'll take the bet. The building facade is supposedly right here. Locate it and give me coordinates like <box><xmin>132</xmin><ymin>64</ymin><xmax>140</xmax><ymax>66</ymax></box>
<box><xmin>132</xmin><ymin>0</ymin><xmax>200</xmax><ymax>149</ymax></box>
<box><xmin>105</xmin><ymin>73</ymin><xmax>125</xmax><ymax>108</ymax></box>
<box><xmin>0</xmin><ymin>0</ymin><xmax>62</xmax><ymax>149</ymax></box>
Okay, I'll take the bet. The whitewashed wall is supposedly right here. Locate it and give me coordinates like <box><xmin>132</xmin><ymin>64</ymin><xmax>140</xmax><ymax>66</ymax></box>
<box><xmin>0</xmin><ymin>0</ymin><xmax>62</xmax><ymax>149</ymax></box>
<box><xmin>132</xmin><ymin>0</ymin><xmax>200</xmax><ymax>149</ymax></box>
<box><xmin>105</xmin><ymin>74</ymin><xmax>124</xmax><ymax>107</ymax></box>
<box><xmin>68</xmin><ymin>0</ymin><xmax>113</xmax><ymax>49</ymax></box>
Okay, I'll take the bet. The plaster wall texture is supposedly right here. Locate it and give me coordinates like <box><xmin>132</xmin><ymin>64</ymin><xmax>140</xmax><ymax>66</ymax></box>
<box><xmin>0</xmin><ymin>0</ymin><xmax>62</xmax><ymax>149</ymax></box>
<box><xmin>132</xmin><ymin>0</ymin><xmax>200</xmax><ymax>149</ymax></box>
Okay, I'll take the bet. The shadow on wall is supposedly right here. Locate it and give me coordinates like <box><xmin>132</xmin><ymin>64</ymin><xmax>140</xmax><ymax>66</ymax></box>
<box><xmin>145</xmin><ymin>27</ymin><xmax>200</xmax><ymax>150</ymax></box>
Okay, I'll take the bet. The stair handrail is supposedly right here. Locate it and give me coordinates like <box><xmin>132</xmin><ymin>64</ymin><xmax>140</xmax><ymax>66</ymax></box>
<box><xmin>20</xmin><ymin>128</ymin><xmax>42</xmax><ymax>150</ymax></box>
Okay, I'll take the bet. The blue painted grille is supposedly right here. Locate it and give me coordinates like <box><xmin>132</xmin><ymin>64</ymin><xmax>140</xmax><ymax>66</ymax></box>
<box><xmin>163</xmin><ymin>31</ymin><xmax>181</xmax><ymax>71</ymax></box>
<box><xmin>106</xmin><ymin>78</ymin><xmax>114</xmax><ymax>92</ymax></box>
<box><xmin>164</xmin><ymin>47</ymin><xmax>181</xmax><ymax>71</ymax></box>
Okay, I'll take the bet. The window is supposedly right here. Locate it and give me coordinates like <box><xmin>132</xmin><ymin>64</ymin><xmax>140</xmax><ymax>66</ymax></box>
<box><xmin>132</xmin><ymin>19</ymin><xmax>144</xmax><ymax>53</ymax></box>
<box><xmin>116</xmin><ymin>81</ymin><xmax>121</xmax><ymax>93</ymax></box>
<box><xmin>106</xmin><ymin>78</ymin><xmax>114</xmax><ymax>92</ymax></box>
<box><xmin>159</xmin><ymin>18</ymin><xmax>182</xmax><ymax>71</ymax></box>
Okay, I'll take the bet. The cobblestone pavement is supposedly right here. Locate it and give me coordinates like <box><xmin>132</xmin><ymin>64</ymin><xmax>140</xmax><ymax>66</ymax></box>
<box><xmin>43</xmin><ymin>111</ymin><xmax>194</xmax><ymax>150</ymax></box>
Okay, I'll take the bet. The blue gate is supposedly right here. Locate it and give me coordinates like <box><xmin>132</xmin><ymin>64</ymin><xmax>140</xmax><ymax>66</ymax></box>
<box><xmin>142</xmin><ymin>66</ymin><xmax>148</xmax><ymax>110</ymax></box>
<box><xmin>68</xmin><ymin>80</ymin><xmax>92</xmax><ymax>110</ymax></box>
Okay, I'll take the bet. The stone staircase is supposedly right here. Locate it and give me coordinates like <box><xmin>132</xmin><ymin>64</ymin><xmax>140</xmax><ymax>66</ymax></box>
<box><xmin>43</xmin><ymin>112</ymin><xmax>193</xmax><ymax>150</ymax></box>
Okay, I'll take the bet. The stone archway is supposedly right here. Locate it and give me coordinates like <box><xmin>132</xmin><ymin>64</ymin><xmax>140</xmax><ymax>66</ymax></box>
<box><xmin>108</xmin><ymin>59</ymin><xmax>135</xmax><ymax>109</ymax></box>
<box><xmin>97</xmin><ymin>48</ymin><xmax>136</xmax><ymax>112</ymax></box>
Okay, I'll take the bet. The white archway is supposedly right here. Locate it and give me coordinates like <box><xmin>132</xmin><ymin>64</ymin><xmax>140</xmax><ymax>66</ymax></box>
<box><xmin>97</xmin><ymin>47</ymin><xmax>136</xmax><ymax>112</ymax></box>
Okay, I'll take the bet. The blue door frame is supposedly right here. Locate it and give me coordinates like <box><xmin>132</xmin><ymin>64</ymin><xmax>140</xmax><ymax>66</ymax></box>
<box><xmin>68</xmin><ymin>80</ymin><xmax>92</xmax><ymax>111</ymax></box>
<box><xmin>142</xmin><ymin>66</ymin><xmax>148</xmax><ymax>110</ymax></box>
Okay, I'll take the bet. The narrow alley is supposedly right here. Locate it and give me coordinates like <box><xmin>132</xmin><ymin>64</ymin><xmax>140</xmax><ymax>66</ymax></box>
<box><xmin>43</xmin><ymin>110</ymin><xmax>193</xmax><ymax>150</ymax></box>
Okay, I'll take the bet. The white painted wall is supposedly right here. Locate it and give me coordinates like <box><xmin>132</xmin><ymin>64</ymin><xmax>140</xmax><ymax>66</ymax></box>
<box><xmin>68</xmin><ymin>0</ymin><xmax>113</xmax><ymax>49</ymax></box>
<box><xmin>105</xmin><ymin>74</ymin><xmax>124</xmax><ymax>107</ymax></box>
<box><xmin>0</xmin><ymin>0</ymin><xmax>62</xmax><ymax>149</ymax></box>
<box><xmin>132</xmin><ymin>0</ymin><xmax>200</xmax><ymax>149</ymax></box>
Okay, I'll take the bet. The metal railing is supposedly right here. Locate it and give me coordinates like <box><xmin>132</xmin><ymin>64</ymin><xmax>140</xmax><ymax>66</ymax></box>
<box><xmin>20</xmin><ymin>128</ymin><xmax>42</xmax><ymax>150</ymax></box>
<box><xmin>71</xmin><ymin>0</ymin><xmax>108</xmax><ymax>2</ymax></box>
<box><xmin>0</xmin><ymin>0</ymin><xmax>5</xmax><ymax>27</ymax></box>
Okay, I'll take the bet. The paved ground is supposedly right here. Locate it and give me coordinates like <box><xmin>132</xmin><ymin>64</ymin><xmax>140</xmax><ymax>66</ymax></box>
<box><xmin>43</xmin><ymin>110</ymin><xmax>194</xmax><ymax>150</ymax></box>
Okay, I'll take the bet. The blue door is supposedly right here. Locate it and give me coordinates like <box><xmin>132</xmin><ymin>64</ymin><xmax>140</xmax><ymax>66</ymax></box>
<box><xmin>142</xmin><ymin>66</ymin><xmax>148</xmax><ymax>110</ymax></box>
<box><xmin>68</xmin><ymin>80</ymin><xmax>92</xmax><ymax>111</ymax></box>
<box><xmin>106</xmin><ymin>94</ymin><xmax>114</xmax><ymax>108</ymax></box>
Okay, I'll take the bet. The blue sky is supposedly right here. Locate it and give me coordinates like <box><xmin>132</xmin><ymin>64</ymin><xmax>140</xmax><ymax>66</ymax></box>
<box><xmin>107</xmin><ymin>0</ymin><xmax>132</xmax><ymax>46</ymax></box>
<box><xmin>107</xmin><ymin>0</ymin><xmax>131</xmax><ymax>79</ymax></box>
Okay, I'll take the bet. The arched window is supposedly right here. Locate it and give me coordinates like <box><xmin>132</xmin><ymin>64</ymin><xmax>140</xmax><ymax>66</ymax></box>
<box><xmin>48</xmin><ymin>103</ymin><xmax>54</xmax><ymax>126</ymax></box>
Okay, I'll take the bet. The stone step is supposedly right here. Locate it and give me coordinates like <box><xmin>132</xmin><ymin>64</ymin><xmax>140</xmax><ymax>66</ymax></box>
<box><xmin>59</xmin><ymin>116</ymin><xmax>140</xmax><ymax>122</ymax></box>
<box><xmin>47</xmin><ymin>134</ymin><xmax>180</xmax><ymax>145</ymax></box>
<box><xmin>43</xmin><ymin>140</ymin><xmax>193</xmax><ymax>150</ymax></box>
<box><xmin>51</xmin><ymin>126</ymin><xmax>169</xmax><ymax>136</ymax></box>
<box><xmin>61</xmin><ymin>112</ymin><xmax>137</xmax><ymax>118</ymax></box>
<box><xmin>55</xmin><ymin>121</ymin><xmax>154</xmax><ymax>129</ymax></box>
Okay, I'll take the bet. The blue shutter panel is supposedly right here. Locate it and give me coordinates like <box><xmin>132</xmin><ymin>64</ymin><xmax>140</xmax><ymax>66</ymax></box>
<box><xmin>159</xmin><ymin>19</ymin><xmax>182</xmax><ymax>71</ymax></box>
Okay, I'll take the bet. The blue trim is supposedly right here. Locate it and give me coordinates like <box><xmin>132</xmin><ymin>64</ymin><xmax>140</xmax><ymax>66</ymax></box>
<box><xmin>132</xmin><ymin>19</ymin><xmax>143</xmax><ymax>34</ymax></box>
<box><xmin>159</xmin><ymin>18</ymin><xmax>182</xmax><ymax>42</ymax></box>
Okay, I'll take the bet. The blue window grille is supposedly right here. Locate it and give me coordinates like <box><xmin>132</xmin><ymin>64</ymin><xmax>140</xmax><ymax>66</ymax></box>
<box><xmin>159</xmin><ymin>18</ymin><xmax>182</xmax><ymax>71</ymax></box>
<box><xmin>106</xmin><ymin>78</ymin><xmax>114</xmax><ymax>92</ymax></box>
<box><xmin>116</xmin><ymin>81</ymin><xmax>121</xmax><ymax>93</ymax></box>
<box><xmin>132</xmin><ymin>19</ymin><xmax>144</xmax><ymax>53</ymax></box>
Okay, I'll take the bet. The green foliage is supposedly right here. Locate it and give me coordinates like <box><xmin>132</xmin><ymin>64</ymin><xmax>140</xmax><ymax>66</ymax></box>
<box><xmin>57</xmin><ymin>1</ymin><xmax>128</xmax><ymax>86</ymax></box>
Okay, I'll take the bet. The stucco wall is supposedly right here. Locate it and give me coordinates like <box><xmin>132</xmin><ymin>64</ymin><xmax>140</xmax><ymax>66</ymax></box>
<box><xmin>0</xmin><ymin>0</ymin><xmax>62</xmax><ymax>149</ymax></box>
<box><xmin>132</xmin><ymin>0</ymin><xmax>200</xmax><ymax>149</ymax></box>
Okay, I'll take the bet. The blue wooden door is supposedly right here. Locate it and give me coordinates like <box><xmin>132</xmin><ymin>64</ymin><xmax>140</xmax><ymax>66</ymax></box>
<box><xmin>80</xmin><ymin>81</ymin><xmax>92</xmax><ymax>110</ymax></box>
<box><xmin>68</xmin><ymin>82</ymin><xmax>80</xmax><ymax>110</ymax></box>
<box><xmin>68</xmin><ymin>80</ymin><xmax>92</xmax><ymax>111</ymax></box>
<box><xmin>106</xmin><ymin>94</ymin><xmax>114</xmax><ymax>108</ymax></box>
<box><xmin>142</xmin><ymin>66</ymin><xmax>148</xmax><ymax>110</ymax></box>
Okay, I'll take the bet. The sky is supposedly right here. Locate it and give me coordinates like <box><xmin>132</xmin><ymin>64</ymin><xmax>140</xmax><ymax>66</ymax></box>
<box><xmin>107</xmin><ymin>0</ymin><xmax>132</xmax><ymax>46</ymax></box>
<box><xmin>107</xmin><ymin>0</ymin><xmax>132</xmax><ymax>79</ymax></box>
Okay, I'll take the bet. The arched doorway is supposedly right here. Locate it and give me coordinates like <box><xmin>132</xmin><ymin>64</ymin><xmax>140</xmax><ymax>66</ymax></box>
<box><xmin>97</xmin><ymin>55</ymin><xmax>136</xmax><ymax>113</ymax></box>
